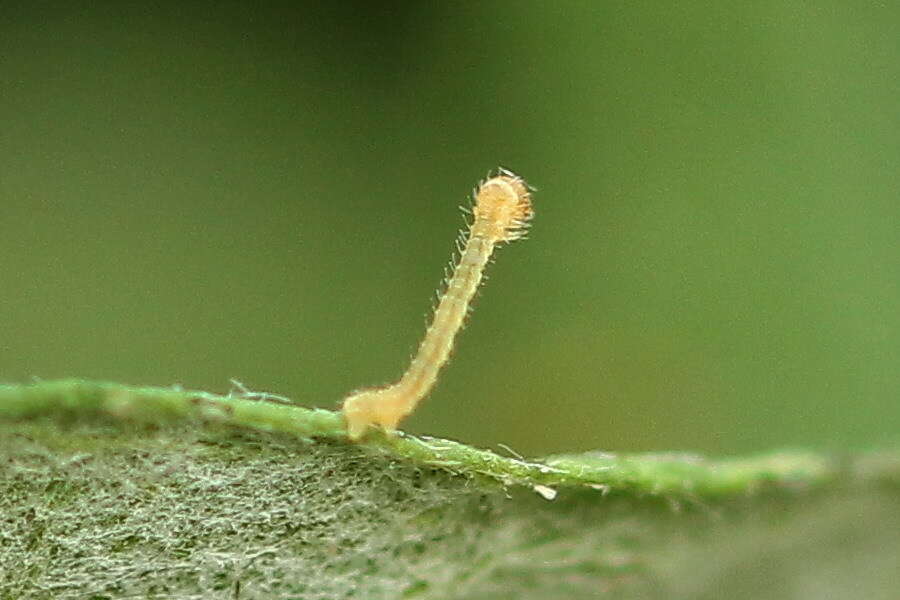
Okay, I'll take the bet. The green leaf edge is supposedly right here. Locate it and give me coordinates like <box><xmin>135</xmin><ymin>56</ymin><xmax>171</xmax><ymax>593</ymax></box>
<box><xmin>2</xmin><ymin>379</ymin><xmax>897</xmax><ymax>500</ymax></box>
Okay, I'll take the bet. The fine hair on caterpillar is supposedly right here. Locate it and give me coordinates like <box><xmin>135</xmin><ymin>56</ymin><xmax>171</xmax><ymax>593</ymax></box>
<box><xmin>342</xmin><ymin>168</ymin><xmax>534</xmax><ymax>439</ymax></box>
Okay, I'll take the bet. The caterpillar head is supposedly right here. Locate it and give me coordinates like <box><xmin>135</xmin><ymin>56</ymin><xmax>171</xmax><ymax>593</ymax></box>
<box><xmin>473</xmin><ymin>169</ymin><xmax>534</xmax><ymax>243</ymax></box>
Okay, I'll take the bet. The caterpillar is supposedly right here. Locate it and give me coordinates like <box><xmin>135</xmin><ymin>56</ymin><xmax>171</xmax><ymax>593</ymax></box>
<box><xmin>342</xmin><ymin>169</ymin><xmax>534</xmax><ymax>439</ymax></box>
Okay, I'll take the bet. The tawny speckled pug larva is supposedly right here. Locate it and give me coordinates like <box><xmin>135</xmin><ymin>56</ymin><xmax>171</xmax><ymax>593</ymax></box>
<box><xmin>342</xmin><ymin>169</ymin><xmax>534</xmax><ymax>439</ymax></box>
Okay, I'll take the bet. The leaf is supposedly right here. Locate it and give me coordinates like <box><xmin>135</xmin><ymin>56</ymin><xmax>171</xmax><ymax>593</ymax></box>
<box><xmin>1</xmin><ymin>380</ymin><xmax>898</xmax><ymax>599</ymax></box>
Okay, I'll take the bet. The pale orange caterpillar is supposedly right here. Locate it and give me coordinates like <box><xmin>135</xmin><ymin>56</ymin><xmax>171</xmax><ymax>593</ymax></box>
<box><xmin>342</xmin><ymin>169</ymin><xmax>534</xmax><ymax>439</ymax></box>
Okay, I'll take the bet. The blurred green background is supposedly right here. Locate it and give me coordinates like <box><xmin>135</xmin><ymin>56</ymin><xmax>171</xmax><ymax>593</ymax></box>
<box><xmin>2</xmin><ymin>2</ymin><xmax>898</xmax><ymax>455</ymax></box>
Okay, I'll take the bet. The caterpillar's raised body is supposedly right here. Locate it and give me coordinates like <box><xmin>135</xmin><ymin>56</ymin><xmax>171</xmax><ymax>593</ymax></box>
<box><xmin>342</xmin><ymin>169</ymin><xmax>534</xmax><ymax>439</ymax></box>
